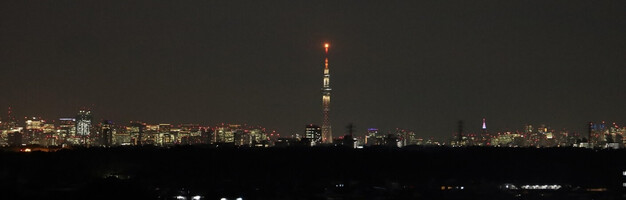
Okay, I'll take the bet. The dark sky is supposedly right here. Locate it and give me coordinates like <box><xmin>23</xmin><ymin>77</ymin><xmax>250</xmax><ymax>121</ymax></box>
<box><xmin>1</xmin><ymin>0</ymin><xmax>624</xmax><ymax>139</ymax></box>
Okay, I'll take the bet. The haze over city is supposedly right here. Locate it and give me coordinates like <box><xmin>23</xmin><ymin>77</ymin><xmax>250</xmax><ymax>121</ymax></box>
<box><xmin>1</xmin><ymin>0</ymin><xmax>624</xmax><ymax>139</ymax></box>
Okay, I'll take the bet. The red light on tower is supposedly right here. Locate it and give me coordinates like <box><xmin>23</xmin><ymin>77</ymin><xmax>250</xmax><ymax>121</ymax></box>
<box><xmin>324</xmin><ymin>43</ymin><xmax>329</xmax><ymax>53</ymax></box>
<box><xmin>325</xmin><ymin>58</ymin><xmax>328</xmax><ymax>69</ymax></box>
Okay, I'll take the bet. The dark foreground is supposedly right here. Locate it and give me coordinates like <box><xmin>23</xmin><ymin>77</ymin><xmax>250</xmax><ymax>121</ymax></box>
<box><xmin>1</xmin><ymin>146</ymin><xmax>625</xmax><ymax>200</ymax></box>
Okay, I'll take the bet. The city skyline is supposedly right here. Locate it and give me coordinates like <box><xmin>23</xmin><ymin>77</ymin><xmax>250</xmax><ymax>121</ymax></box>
<box><xmin>1</xmin><ymin>106</ymin><xmax>624</xmax><ymax>141</ymax></box>
<box><xmin>2</xmin><ymin>1</ymin><xmax>626</xmax><ymax>199</ymax></box>
<box><xmin>0</xmin><ymin>0</ymin><xmax>624</xmax><ymax>139</ymax></box>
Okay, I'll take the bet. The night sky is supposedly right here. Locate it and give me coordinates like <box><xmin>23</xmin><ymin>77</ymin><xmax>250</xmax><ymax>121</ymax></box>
<box><xmin>0</xmin><ymin>1</ymin><xmax>624</xmax><ymax>139</ymax></box>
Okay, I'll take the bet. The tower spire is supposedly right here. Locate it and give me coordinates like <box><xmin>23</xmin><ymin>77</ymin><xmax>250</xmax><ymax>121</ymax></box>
<box><xmin>321</xmin><ymin>42</ymin><xmax>332</xmax><ymax>143</ymax></box>
<box><xmin>482</xmin><ymin>118</ymin><xmax>487</xmax><ymax>130</ymax></box>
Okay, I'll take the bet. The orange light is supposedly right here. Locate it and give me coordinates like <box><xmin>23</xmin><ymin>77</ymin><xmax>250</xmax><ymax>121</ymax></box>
<box><xmin>324</xmin><ymin>43</ymin><xmax>329</xmax><ymax>48</ymax></box>
<box><xmin>24</xmin><ymin>148</ymin><xmax>32</xmax><ymax>152</ymax></box>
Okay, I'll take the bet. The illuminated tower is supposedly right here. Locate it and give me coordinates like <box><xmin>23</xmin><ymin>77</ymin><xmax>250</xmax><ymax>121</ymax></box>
<box><xmin>481</xmin><ymin>118</ymin><xmax>487</xmax><ymax>133</ymax></box>
<box><xmin>457</xmin><ymin>120</ymin><xmax>463</xmax><ymax>145</ymax></box>
<box><xmin>321</xmin><ymin>43</ymin><xmax>333</xmax><ymax>143</ymax></box>
<box><xmin>587</xmin><ymin>122</ymin><xmax>593</xmax><ymax>148</ymax></box>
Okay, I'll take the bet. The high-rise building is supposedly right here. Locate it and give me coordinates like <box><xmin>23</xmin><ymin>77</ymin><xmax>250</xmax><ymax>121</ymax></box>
<box><xmin>24</xmin><ymin>117</ymin><xmax>44</xmax><ymax>145</ymax></box>
<box><xmin>201</xmin><ymin>127</ymin><xmax>213</xmax><ymax>145</ymax></box>
<box><xmin>157</xmin><ymin>124</ymin><xmax>174</xmax><ymax>146</ymax></box>
<box><xmin>180</xmin><ymin>124</ymin><xmax>203</xmax><ymax>145</ymax></box>
<box><xmin>41</xmin><ymin>122</ymin><xmax>56</xmax><ymax>147</ymax></box>
<box><xmin>248</xmin><ymin>128</ymin><xmax>268</xmax><ymax>147</ymax></box>
<box><xmin>75</xmin><ymin>110</ymin><xmax>92</xmax><ymax>145</ymax></box>
<box><xmin>233</xmin><ymin>129</ymin><xmax>247</xmax><ymax>146</ymax></box>
<box><xmin>100</xmin><ymin>120</ymin><xmax>113</xmax><ymax>147</ymax></box>
<box><xmin>143</xmin><ymin>124</ymin><xmax>159</xmax><ymax>145</ymax></box>
<box><xmin>58</xmin><ymin>118</ymin><xmax>76</xmax><ymax>145</ymax></box>
<box><xmin>214</xmin><ymin>124</ymin><xmax>239</xmax><ymax>144</ymax></box>
<box><xmin>304</xmin><ymin>124</ymin><xmax>321</xmax><ymax>145</ymax></box>
<box><xmin>321</xmin><ymin>43</ymin><xmax>333</xmax><ymax>143</ymax></box>
<box><xmin>128</xmin><ymin>122</ymin><xmax>145</xmax><ymax>146</ymax></box>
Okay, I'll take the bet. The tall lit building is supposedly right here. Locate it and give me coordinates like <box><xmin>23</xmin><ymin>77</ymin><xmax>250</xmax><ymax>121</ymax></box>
<box><xmin>248</xmin><ymin>128</ymin><xmax>268</xmax><ymax>147</ymax></box>
<box><xmin>214</xmin><ymin>124</ymin><xmax>239</xmax><ymax>144</ymax></box>
<box><xmin>100</xmin><ymin>120</ymin><xmax>113</xmax><ymax>147</ymax></box>
<box><xmin>304</xmin><ymin>124</ymin><xmax>321</xmax><ymax>144</ymax></box>
<box><xmin>321</xmin><ymin>42</ymin><xmax>333</xmax><ymax>143</ymax></box>
<box><xmin>157</xmin><ymin>124</ymin><xmax>174</xmax><ymax>146</ymax></box>
<box><xmin>127</xmin><ymin>122</ymin><xmax>145</xmax><ymax>146</ymax></box>
<box><xmin>58</xmin><ymin>118</ymin><xmax>76</xmax><ymax>145</ymax></box>
<box><xmin>24</xmin><ymin>117</ymin><xmax>44</xmax><ymax>144</ymax></box>
<box><xmin>75</xmin><ymin>110</ymin><xmax>92</xmax><ymax>144</ymax></box>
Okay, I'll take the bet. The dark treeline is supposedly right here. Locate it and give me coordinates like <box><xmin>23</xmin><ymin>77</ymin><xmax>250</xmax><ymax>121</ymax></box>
<box><xmin>0</xmin><ymin>146</ymin><xmax>624</xmax><ymax>200</ymax></box>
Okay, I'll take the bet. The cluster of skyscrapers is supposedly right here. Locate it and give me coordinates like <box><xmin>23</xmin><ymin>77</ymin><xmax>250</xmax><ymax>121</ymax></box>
<box><xmin>450</xmin><ymin>119</ymin><xmax>626</xmax><ymax>149</ymax></box>
<box><xmin>1</xmin><ymin>43</ymin><xmax>624</xmax><ymax>150</ymax></box>
<box><xmin>1</xmin><ymin>107</ymin><xmax>98</xmax><ymax>148</ymax></box>
<box><xmin>0</xmin><ymin>108</ymin><xmax>280</xmax><ymax>148</ymax></box>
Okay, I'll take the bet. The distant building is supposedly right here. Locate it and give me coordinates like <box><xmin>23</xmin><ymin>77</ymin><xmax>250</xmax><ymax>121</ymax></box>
<box><xmin>275</xmin><ymin>138</ymin><xmax>295</xmax><ymax>147</ymax></box>
<box><xmin>304</xmin><ymin>124</ymin><xmax>321</xmax><ymax>145</ymax></box>
<box><xmin>100</xmin><ymin>120</ymin><xmax>113</xmax><ymax>147</ymax></box>
<box><xmin>210</xmin><ymin>124</ymin><xmax>268</xmax><ymax>147</ymax></box>
<box><xmin>201</xmin><ymin>128</ymin><xmax>212</xmax><ymax>144</ymax></box>
<box><xmin>341</xmin><ymin>134</ymin><xmax>357</xmax><ymax>148</ymax></box>
<box><xmin>214</xmin><ymin>124</ymin><xmax>238</xmax><ymax>144</ymax></box>
<box><xmin>58</xmin><ymin>118</ymin><xmax>76</xmax><ymax>145</ymax></box>
<box><xmin>8</xmin><ymin>131</ymin><xmax>22</xmax><ymax>147</ymax></box>
<box><xmin>158</xmin><ymin>124</ymin><xmax>174</xmax><ymax>146</ymax></box>
<box><xmin>24</xmin><ymin>117</ymin><xmax>44</xmax><ymax>145</ymax></box>
<box><xmin>365</xmin><ymin>128</ymin><xmax>383</xmax><ymax>146</ymax></box>
<box><xmin>75</xmin><ymin>110</ymin><xmax>92</xmax><ymax>145</ymax></box>
<box><xmin>25</xmin><ymin>117</ymin><xmax>44</xmax><ymax>130</ymax></box>
<box><xmin>395</xmin><ymin>129</ymin><xmax>416</xmax><ymax>146</ymax></box>
<box><xmin>384</xmin><ymin>134</ymin><xmax>401</xmax><ymax>148</ymax></box>
<box><xmin>248</xmin><ymin>128</ymin><xmax>268</xmax><ymax>147</ymax></box>
<box><xmin>233</xmin><ymin>129</ymin><xmax>247</xmax><ymax>146</ymax></box>
<box><xmin>179</xmin><ymin>124</ymin><xmax>202</xmax><ymax>145</ymax></box>
<box><xmin>40</xmin><ymin>123</ymin><xmax>57</xmax><ymax>147</ymax></box>
<box><xmin>128</xmin><ymin>122</ymin><xmax>145</xmax><ymax>146</ymax></box>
